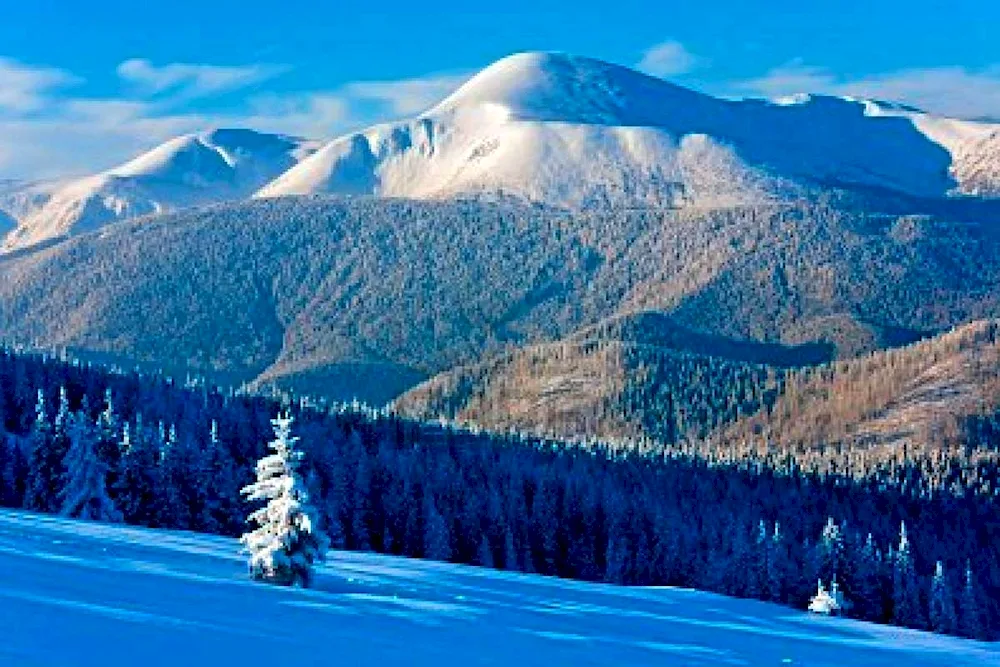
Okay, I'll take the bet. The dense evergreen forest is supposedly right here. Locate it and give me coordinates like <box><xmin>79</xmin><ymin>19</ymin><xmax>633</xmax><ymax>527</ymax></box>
<box><xmin>0</xmin><ymin>345</ymin><xmax>996</xmax><ymax>640</ymax></box>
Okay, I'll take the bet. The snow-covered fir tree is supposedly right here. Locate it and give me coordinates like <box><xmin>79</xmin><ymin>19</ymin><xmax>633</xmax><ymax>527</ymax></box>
<box><xmin>892</xmin><ymin>521</ymin><xmax>923</xmax><ymax>628</ymax></box>
<box><xmin>959</xmin><ymin>561</ymin><xmax>983</xmax><ymax>639</ymax></box>
<box><xmin>929</xmin><ymin>561</ymin><xmax>957</xmax><ymax>634</ymax></box>
<box><xmin>808</xmin><ymin>579</ymin><xmax>839</xmax><ymax>615</ymax></box>
<box><xmin>59</xmin><ymin>409</ymin><xmax>122</xmax><ymax>522</ymax></box>
<box><xmin>95</xmin><ymin>388</ymin><xmax>121</xmax><ymax>467</ymax></box>
<box><xmin>24</xmin><ymin>390</ymin><xmax>53</xmax><ymax>512</ymax></box>
<box><xmin>818</xmin><ymin>516</ymin><xmax>844</xmax><ymax>582</ymax></box>
<box><xmin>241</xmin><ymin>412</ymin><xmax>328</xmax><ymax>587</ymax></box>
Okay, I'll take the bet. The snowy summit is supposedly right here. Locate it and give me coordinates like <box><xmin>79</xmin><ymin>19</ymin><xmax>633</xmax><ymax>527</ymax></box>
<box><xmin>257</xmin><ymin>52</ymin><xmax>1000</xmax><ymax>206</ymax></box>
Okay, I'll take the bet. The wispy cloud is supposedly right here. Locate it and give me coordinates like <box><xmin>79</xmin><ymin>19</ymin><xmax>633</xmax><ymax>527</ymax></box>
<box><xmin>116</xmin><ymin>59</ymin><xmax>288</xmax><ymax>100</ymax></box>
<box><xmin>0</xmin><ymin>58</ymin><xmax>79</xmax><ymax>113</ymax></box>
<box><xmin>0</xmin><ymin>112</ymin><xmax>207</xmax><ymax>180</ymax></box>
<box><xmin>341</xmin><ymin>73</ymin><xmax>471</xmax><ymax>116</ymax></box>
<box><xmin>731</xmin><ymin>60</ymin><xmax>833</xmax><ymax>98</ymax></box>
<box><xmin>4</xmin><ymin>49</ymin><xmax>1000</xmax><ymax>181</ymax></box>
<box><xmin>838</xmin><ymin>66</ymin><xmax>1000</xmax><ymax>121</ymax></box>
<box><xmin>732</xmin><ymin>60</ymin><xmax>1000</xmax><ymax>120</ymax></box>
<box><xmin>0</xmin><ymin>55</ymin><xmax>472</xmax><ymax>180</ymax></box>
<box><xmin>243</xmin><ymin>92</ymin><xmax>352</xmax><ymax>138</ymax></box>
<box><xmin>636</xmin><ymin>40</ymin><xmax>700</xmax><ymax>78</ymax></box>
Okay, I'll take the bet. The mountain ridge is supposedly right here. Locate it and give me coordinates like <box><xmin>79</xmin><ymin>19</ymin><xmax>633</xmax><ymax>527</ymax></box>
<box><xmin>0</xmin><ymin>128</ymin><xmax>317</xmax><ymax>253</ymax></box>
<box><xmin>1</xmin><ymin>195</ymin><xmax>998</xmax><ymax>405</ymax></box>
<box><xmin>4</xmin><ymin>51</ymin><xmax>998</xmax><ymax>253</ymax></box>
<box><xmin>259</xmin><ymin>51</ymin><xmax>1000</xmax><ymax>205</ymax></box>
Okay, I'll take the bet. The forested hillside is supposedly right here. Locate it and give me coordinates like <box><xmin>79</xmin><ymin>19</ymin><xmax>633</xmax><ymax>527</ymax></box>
<box><xmin>0</xmin><ymin>346</ymin><xmax>996</xmax><ymax>639</ymax></box>
<box><xmin>397</xmin><ymin>319</ymin><xmax>1000</xmax><ymax>480</ymax></box>
<box><xmin>1</xmin><ymin>196</ymin><xmax>999</xmax><ymax>404</ymax></box>
<box><xmin>715</xmin><ymin>319</ymin><xmax>1000</xmax><ymax>469</ymax></box>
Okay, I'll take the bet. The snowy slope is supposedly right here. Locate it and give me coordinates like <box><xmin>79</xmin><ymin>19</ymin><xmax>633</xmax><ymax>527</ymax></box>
<box><xmin>1</xmin><ymin>129</ymin><xmax>317</xmax><ymax>253</ymax></box>
<box><xmin>258</xmin><ymin>52</ymin><xmax>1000</xmax><ymax>206</ymax></box>
<box><xmin>0</xmin><ymin>179</ymin><xmax>57</xmax><ymax>226</ymax></box>
<box><xmin>0</xmin><ymin>510</ymin><xmax>996</xmax><ymax>667</ymax></box>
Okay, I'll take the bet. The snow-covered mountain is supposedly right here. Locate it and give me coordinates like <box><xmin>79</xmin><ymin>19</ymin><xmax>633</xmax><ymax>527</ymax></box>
<box><xmin>257</xmin><ymin>52</ymin><xmax>1000</xmax><ymax>206</ymax></box>
<box><xmin>0</xmin><ymin>129</ymin><xmax>317</xmax><ymax>253</ymax></box>
<box><xmin>4</xmin><ymin>53</ymin><xmax>998</xmax><ymax>254</ymax></box>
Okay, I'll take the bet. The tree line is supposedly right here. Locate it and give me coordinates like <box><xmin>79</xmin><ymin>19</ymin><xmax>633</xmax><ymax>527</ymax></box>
<box><xmin>0</xmin><ymin>345</ymin><xmax>995</xmax><ymax>640</ymax></box>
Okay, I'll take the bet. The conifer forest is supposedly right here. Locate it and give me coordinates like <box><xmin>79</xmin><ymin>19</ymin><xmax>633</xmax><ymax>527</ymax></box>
<box><xmin>0</xmin><ymin>346</ymin><xmax>995</xmax><ymax>640</ymax></box>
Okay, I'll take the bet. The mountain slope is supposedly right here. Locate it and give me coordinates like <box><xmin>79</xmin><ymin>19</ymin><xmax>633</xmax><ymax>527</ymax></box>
<box><xmin>258</xmin><ymin>52</ymin><xmax>1000</xmax><ymax>206</ymax></box>
<box><xmin>716</xmin><ymin>318</ymin><xmax>1000</xmax><ymax>464</ymax></box>
<box><xmin>3</xmin><ymin>511</ymin><xmax>994</xmax><ymax>667</ymax></box>
<box><xmin>1</xmin><ymin>196</ymin><xmax>998</xmax><ymax>404</ymax></box>
<box><xmin>395</xmin><ymin>318</ymin><xmax>1000</xmax><ymax>468</ymax></box>
<box><xmin>0</xmin><ymin>128</ymin><xmax>316</xmax><ymax>253</ymax></box>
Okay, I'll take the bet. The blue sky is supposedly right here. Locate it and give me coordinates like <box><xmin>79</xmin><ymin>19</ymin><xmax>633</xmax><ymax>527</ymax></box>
<box><xmin>2</xmin><ymin>0</ymin><xmax>998</xmax><ymax>179</ymax></box>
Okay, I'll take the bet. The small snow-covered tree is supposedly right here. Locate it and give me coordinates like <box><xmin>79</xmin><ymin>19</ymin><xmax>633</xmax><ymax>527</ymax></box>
<box><xmin>24</xmin><ymin>390</ymin><xmax>54</xmax><ymax>511</ymax></box>
<box><xmin>818</xmin><ymin>516</ymin><xmax>844</xmax><ymax>581</ymax></box>
<box><xmin>892</xmin><ymin>521</ymin><xmax>923</xmax><ymax>628</ymax></box>
<box><xmin>95</xmin><ymin>388</ymin><xmax>121</xmax><ymax>467</ymax></box>
<box><xmin>959</xmin><ymin>561</ymin><xmax>983</xmax><ymax>639</ymax></box>
<box><xmin>929</xmin><ymin>561</ymin><xmax>957</xmax><ymax>634</ymax></box>
<box><xmin>241</xmin><ymin>412</ymin><xmax>328</xmax><ymax>587</ymax></box>
<box><xmin>808</xmin><ymin>579</ymin><xmax>839</xmax><ymax>615</ymax></box>
<box><xmin>60</xmin><ymin>410</ymin><xmax>122</xmax><ymax>522</ymax></box>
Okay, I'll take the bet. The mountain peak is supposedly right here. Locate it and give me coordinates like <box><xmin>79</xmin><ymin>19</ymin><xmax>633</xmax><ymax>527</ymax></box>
<box><xmin>108</xmin><ymin>128</ymin><xmax>312</xmax><ymax>181</ymax></box>
<box><xmin>1</xmin><ymin>128</ymin><xmax>318</xmax><ymax>253</ymax></box>
<box><xmin>431</xmin><ymin>51</ymin><xmax>703</xmax><ymax>126</ymax></box>
<box><xmin>257</xmin><ymin>50</ymin><xmax>1000</xmax><ymax>206</ymax></box>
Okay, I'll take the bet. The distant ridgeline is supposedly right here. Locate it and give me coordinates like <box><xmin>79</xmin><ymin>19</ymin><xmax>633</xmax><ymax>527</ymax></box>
<box><xmin>0</xmin><ymin>345</ymin><xmax>995</xmax><ymax>640</ymax></box>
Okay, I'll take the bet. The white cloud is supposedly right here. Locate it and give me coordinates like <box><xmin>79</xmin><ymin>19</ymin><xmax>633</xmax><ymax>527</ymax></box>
<box><xmin>10</xmin><ymin>48</ymin><xmax>998</xmax><ymax>182</ymax></box>
<box><xmin>838</xmin><ymin>66</ymin><xmax>1000</xmax><ymax>121</ymax></box>
<box><xmin>0</xmin><ymin>55</ymin><xmax>473</xmax><ymax>180</ymax></box>
<box><xmin>116</xmin><ymin>59</ymin><xmax>288</xmax><ymax>99</ymax></box>
<box><xmin>732</xmin><ymin>60</ymin><xmax>1000</xmax><ymax>120</ymax></box>
<box><xmin>637</xmin><ymin>40</ymin><xmax>700</xmax><ymax>78</ymax></box>
<box><xmin>731</xmin><ymin>60</ymin><xmax>834</xmax><ymax>98</ymax></box>
<box><xmin>341</xmin><ymin>73</ymin><xmax>471</xmax><ymax>116</ymax></box>
<box><xmin>243</xmin><ymin>92</ymin><xmax>352</xmax><ymax>138</ymax></box>
<box><xmin>0</xmin><ymin>113</ymin><xmax>206</xmax><ymax>179</ymax></box>
<box><xmin>0</xmin><ymin>58</ymin><xmax>79</xmax><ymax>113</ymax></box>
